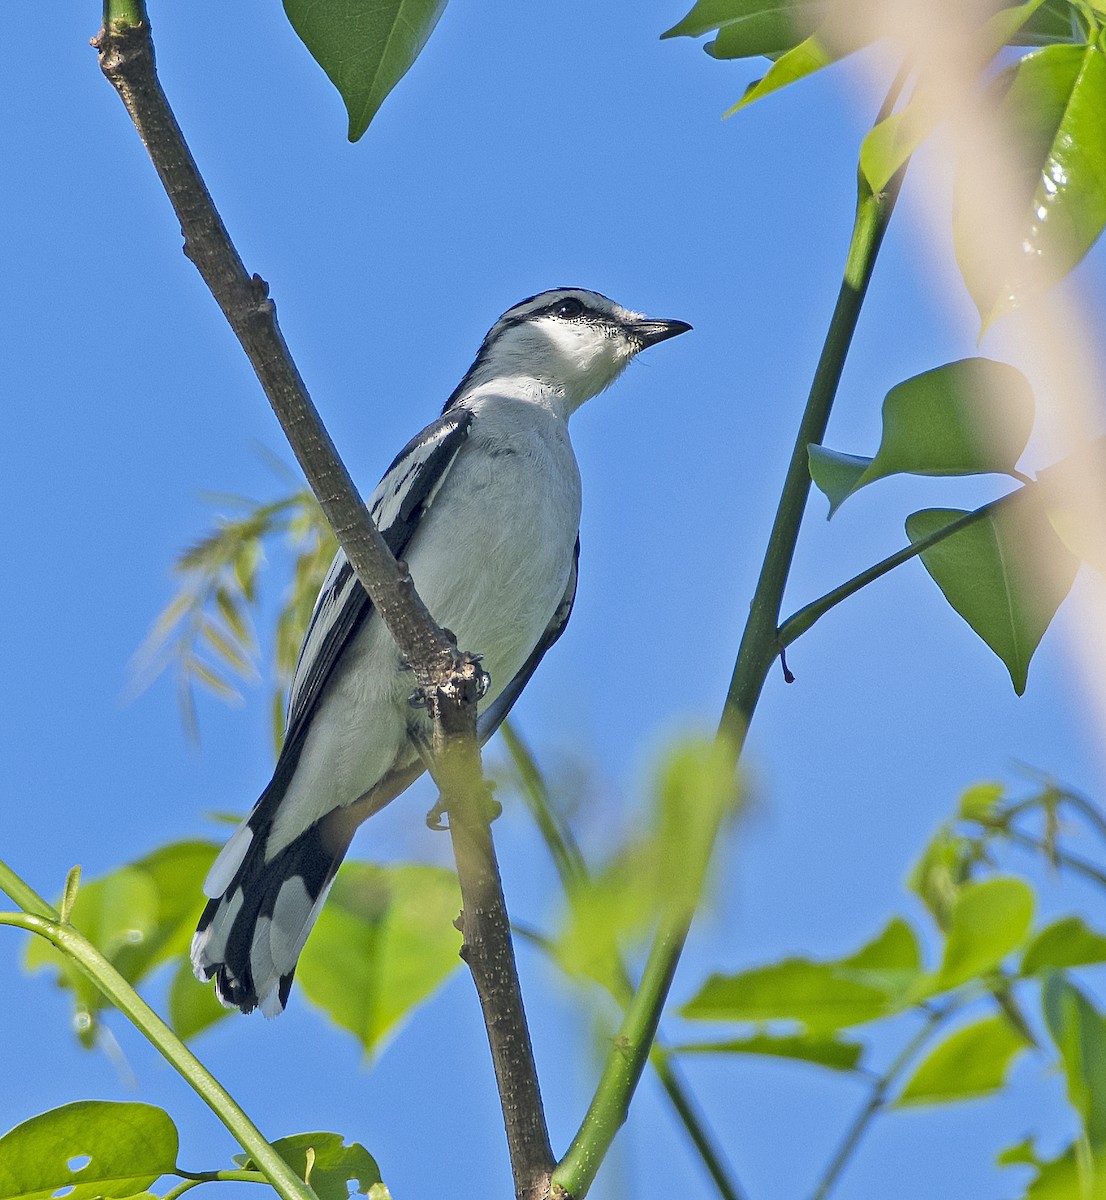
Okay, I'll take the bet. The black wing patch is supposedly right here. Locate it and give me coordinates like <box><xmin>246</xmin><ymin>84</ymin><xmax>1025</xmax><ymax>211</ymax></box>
<box><xmin>282</xmin><ymin>406</ymin><xmax>474</xmax><ymax>752</ymax></box>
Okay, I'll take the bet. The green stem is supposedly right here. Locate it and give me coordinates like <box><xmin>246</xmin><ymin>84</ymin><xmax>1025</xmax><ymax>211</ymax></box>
<box><xmin>1006</xmin><ymin>830</ymin><xmax>1106</xmax><ymax>891</ymax></box>
<box><xmin>0</xmin><ymin>860</ymin><xmax>59</xmax><ymax>920</ymax></box>
<box><xmin>0</xmin><ymin>911</ymin><xmax>315</xmax><ymax>1200</ymax></box>
<box><xmin>778</xmin><ymin>487</ymin><xmax>1028</xmax><ymax>648</ymax></box>
<box><xmin>650</xmin><ymin>1051</ymin><xmax>745</xmax><ymax>1200</ymax></box>
<box><xmin>721</xmin><ymin>159</ymin><xmax>906</xmax><ymax>742</ymax></box>
<box><xmin>164</xmin><ymin>1171</ymin><xmax>267</xmax><ymax>1200</ymax></box>
<box><xmin>502</xmin><ymin>729</ymin><xmax>745</xmax><ymax>1200</ymax></box>
<box><xmin>809</xmin><ymin>1003</ymin><xmax>956</xmax><ymax>1200</ymax></box>
<box><xmin>552</xmin><ymin>920</ymin><xmax>687</xmax><ymax>1198</ymax></box>
<box><xmin>103</xmin><ymin>0</ymin><xmax>147</xmax><ymax>28</ymax></box>
<box><xmin>554</xmin><ymin>68</ymin><xmax>912</xmax><ymax>1199</ymax></box>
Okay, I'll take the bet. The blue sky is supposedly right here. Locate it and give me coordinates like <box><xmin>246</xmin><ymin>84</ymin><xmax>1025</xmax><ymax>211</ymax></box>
<box><xmin>4</xmin><ymin>4</ymin><xmax>1106</xmax><ymax>1199</ymax></box>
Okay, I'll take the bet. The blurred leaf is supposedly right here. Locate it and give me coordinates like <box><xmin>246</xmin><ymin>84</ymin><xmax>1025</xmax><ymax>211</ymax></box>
<box><xmin>1017</xmin><ymin>1144</ymin><xmax>1106</xmax><ymax>1198</ymax></box>
<box><xmin>296</xmin><ymin>864</ymin><xmax>461</xmax><ymax>1057</ymax></box>
<box><xmin>24</xmin><ymin>844</ymin><xmax>218</xmax><ymax>1047</ymax></box>
<box><xmin>1011</xmin><ymin>0</ymin><xmax>1088</xmax><ymax>45</ymax></box>
<box><xmin>906</xmin><ymin>501</ymin><xmax>1079</xmax><ymax>695</ymax></box>
<box><xmin>959</xmin><ymin>781</ymin><xmax>1007</xmax><ymax>823</ymax></box>
<box><xmin>896</xmin><ymin>1014</ymin><xmax>1030</xmax><ymax>1105</ymax></box>
<box><xmin>675</xmin><ymin>1032</ymin><xmax>863</xmax><ymax>1070</ymax></box>
<box><xmin>909</xmin><ymin>824</ymin><xmax>975</xmax><ymax>929</ymax></box>
<box><xmin>859</xmin><ymin>0</ymin><xmax>1051</xmax><ymax>192</ymax></box>
<box><xmin>168</xmin><ymin>959</ymin><xmax>232</xmax><ymax>1042</ymax></box>
<box><xmin>283</xmin><ymin>0</ymin><xmax>448</xmax><ymax>142</ymax></box>
<box><xmin>556</xmin><ymin>736</ymin><xmax>740</xmax><ymax>996</ymax></box>
<box><xmin>0</xmin><ymin>1101</ymin><xmax>178</xmax><ymax>1200</ymax></box>
<box><xmin>997</xmin><ymin>1136</ymin><xmax>1044</xmax><ymax>1167</ymax></box>
<box><xmin>1037</xmin><ymin>436</ymin><xmax>1106</xmax><ymax>575</ymax></box>
<box><xmin>235</xmin><ymin>1133</ymin><xmax>382</xmax><ymax>1200</ymax></box>
<box><xmin>682</xmin><ymin>919</ymin><xmax>920</xmax><ymax>1032</ymax></box>
<box><xmin>1043</xmin><ymin>973</ymin><xmax>1106</xmax><ymax>1145</ymax></box>
<box><xmin>936</xmin><ymin>877</ymin><xmax>1035</xmax><ymax>990</ymax></box>
<box><xmin>813</xmin><ymin>360</ymin><xmax>1034</xmax><ymax>517</ymax></box>
<box><xmin>956</xmin><ymin>43</ymin><xmax>1106</xmax><ymax>327</ymax></box>
<box><xmin>1024</xmin><ymin>917</ymin><xmax>1106</xmax><ymax>974</ymax></box>
<box><xmin>25</xmin><ymin>869</ymin><xmax>160</xmax><ymax>1045</ymax></box>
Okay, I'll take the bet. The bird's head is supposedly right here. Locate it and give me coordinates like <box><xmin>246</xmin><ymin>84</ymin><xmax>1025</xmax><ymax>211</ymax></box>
<box><xmin>446</xmin><ymin>288</ymin><xmax>691</xmax><ymax>416</ymax></box>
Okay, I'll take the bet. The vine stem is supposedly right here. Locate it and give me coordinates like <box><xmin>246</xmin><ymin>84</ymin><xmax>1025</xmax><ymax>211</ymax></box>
<box><xmin>808</xmin><ymin>1002</ymin><xmax>957</xmax><ymax>1200</ymax></box>
<box><xmin>778</xmin><ymin>484</ymin><xmax>1031</xmax><ymax>647</ymax></box>
<box><xmin>551</xmin><ymin>65</ymin><xmax>911</xmax><ymax>1200</ymax></box>
<box><xmin>0</xmin><ymin>907</ymin><xmax>315</xmax><ymax>1200</ymax></box>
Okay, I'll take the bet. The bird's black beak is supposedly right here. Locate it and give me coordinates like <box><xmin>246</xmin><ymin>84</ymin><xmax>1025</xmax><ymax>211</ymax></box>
<box><xmin>630</xmin><ymin>318</ymin><xmax>693</xmax><ymax>348</ymax></box>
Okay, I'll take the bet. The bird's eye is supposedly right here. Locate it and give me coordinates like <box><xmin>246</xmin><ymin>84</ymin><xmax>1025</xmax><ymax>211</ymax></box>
<box><xmin>552</xmin><ymin>297</ymin><xmax>585</xmax><ymax>319</ymax></box>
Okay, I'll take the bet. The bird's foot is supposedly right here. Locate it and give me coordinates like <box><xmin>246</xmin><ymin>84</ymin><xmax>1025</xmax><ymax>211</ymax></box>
<box><xmin>425</xmin><ymin>784</ymin><xmax>502</xmax><ymax>832</ymax></box>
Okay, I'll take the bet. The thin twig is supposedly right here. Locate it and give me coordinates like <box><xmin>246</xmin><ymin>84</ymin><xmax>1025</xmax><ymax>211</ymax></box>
<box><xmin>93</xmin><ymin>5</ymin><xmax>552</xmax><ymax>1194</ymax></box>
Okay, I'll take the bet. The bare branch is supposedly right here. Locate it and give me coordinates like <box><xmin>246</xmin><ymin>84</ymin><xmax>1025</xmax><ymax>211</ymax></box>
<box><xmin>93</xmin><ymin>7</ymin><xmax>553</xmax><ymax>1193</ymax></box>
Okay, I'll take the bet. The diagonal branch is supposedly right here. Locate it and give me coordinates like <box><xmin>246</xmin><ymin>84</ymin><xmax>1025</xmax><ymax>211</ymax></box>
<box><xmin>93</xmin><ymin>5</ymin><xmax>552</xmax><ymax>1196</ymax></box>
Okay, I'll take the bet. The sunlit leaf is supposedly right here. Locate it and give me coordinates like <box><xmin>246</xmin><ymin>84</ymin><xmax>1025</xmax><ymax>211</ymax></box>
<box><xmin>1011</xmin><ymin>0</ymin><xmax>1087</xmax><ymax>46</ymax></box>
<box><xmin>283</xmin><ymin>0</ymin><xmax>449</xmax><ymax>142</ymax></box>
<box><xmin>675</xmin><ymin>1032</ymin><xmax>863</xmax><ymax>1070</ymax></box>
<box><xmin>896</xmin><ymin>1014</ymin><xmax>1030</xmax><ymax>1105</ymax></box>
<box><xmin>1024</xmin><ymin>917</ymin><xmax>1106</xmax><ymax>974</ymax></box>
<box><xmin>0</xmin><ymin>1101</ymin><xmax>178</xmax><ymax>1200</ymax></box>
<box><xmin>235</xmin><ymin>1133</ymin><xmax>382</xmax><ymax>1200</ymax></box>
<box><xmin>1043</xmin><ymin>973</ymin><xmax>1106</xmax><ymax>1146</ymax></box>
<box><xmin>958</xmin><ymin>781</ymin><xmax>1007</xmax><ymax>823</ymax></box>
<box><xmin>812</xmin><ymin>360</ymin><xmax>1034</xmax><ymax>517</ymax></box>
<box><xmin>906</xmin><ymin>501</ymin><xmax>1079</xmax><ymax>694</ymax></box>
<box><xmin>956</xmin><ymin>43</ymin><xmax>1106</xmax><ymax>327</ymax></box>
<box><xmin>726</xmin><ymin>32</ymin><xmax>841</xmax><ymax>111</ymax></box>
<box><xmin>682</xmin><ymin>919</ymin><xmax>920</xmax><ymax>1032</ymax></box>
<box><xmin>296</xmin><ymin>864</ymin><xmax>462</xmax><ymax>1057</ymax></box>
<box><xmin>909</xmin><ymin>824</ymin><xmax>974</xmax><ymax>929</ymax></box>
<box><xmin>937</xmin><ymin>877</ymin><xmax>1035</xmax><ymax>990</ymax></box>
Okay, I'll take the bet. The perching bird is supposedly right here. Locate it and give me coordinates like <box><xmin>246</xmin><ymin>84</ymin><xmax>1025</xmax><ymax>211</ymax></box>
<box><xmin>191</xmin><ymin>288</ymin><xmax>691</xmax><ymax>1016</ymax></box>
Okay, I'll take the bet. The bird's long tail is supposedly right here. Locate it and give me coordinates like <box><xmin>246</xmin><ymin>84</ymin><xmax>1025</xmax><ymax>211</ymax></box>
<box><xmin>191</xmin><ymin>809</ymin><xmax>353</xmax><ymax>1017</ymax></box>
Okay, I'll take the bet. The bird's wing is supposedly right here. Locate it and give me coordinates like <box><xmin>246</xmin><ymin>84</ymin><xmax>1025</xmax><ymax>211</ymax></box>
<box><xmin>283</xmin><ymin>406</ymin><xmax>475</xmax><ymax>751</ymax></box>
<box><xmin>475</xmin><ymin>535</ymin><xmax>580</xmax><ymax>744</ymax></box>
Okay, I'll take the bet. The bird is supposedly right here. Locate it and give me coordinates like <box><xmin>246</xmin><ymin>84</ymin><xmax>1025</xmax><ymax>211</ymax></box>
<box><xmin>191</xmin><ymin>287</ymin><xmax>691</xmax><ymax>1016</ymax></box>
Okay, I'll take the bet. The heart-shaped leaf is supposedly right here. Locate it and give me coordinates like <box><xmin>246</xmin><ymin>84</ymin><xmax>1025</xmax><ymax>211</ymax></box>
<box><xmin>906</xmin><ymin>500</ymin><xmax>1078</xmax><ymax>694</ymax></box>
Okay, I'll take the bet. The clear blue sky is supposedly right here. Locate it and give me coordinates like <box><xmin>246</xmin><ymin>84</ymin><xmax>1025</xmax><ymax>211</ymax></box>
<box><xmin>4</xmin><ymin>4</ymin><xmax>1105</xmax><ymax>1199</ymax></box>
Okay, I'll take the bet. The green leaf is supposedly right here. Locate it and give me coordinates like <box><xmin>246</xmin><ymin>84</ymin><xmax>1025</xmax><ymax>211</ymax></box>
<box><xmin>168</xmin><ymin>959</ymin><xmax>232</xmax><ymax>1042</ymax></box>
<box><xmin>681</xmin><ymin>919</ymin><xmax>920</xmax><ymax>1032</ymax></box>
<box><xmin>896</xmin><ymin>1014</ymin><xmax>1030</xmax><ymax>1105</ymax></box>
<box><xmin>235</xmin><ymin>1133</ymin><xmax>382</xmax><ymax>1200</ymax></box>
<box><xmin>296</xmin><ymin>864</ymin><xmax>462</xmax><ymax>1057</ymax></box>
<box><xmin>807</xmin><ymin>446</ymin><xmax>871</xmax><ymax>515</ymax></box>
<box><xmin>675</xmin><ymin>1032</ymin><xmax>863</xmax><ymax>1071</ymax></box>
<box><xmin>1043</xmin><ymin>973</ymin><xmax>1106</xmax><ymax>1145</ymax></box>
<box><xmin>906</xmin><ymin>500</ymin><xmax>1079</xmax><ymax>694</ymax></box>
<box><xmin>1021</xmin><ymin>1144</ymin><xmax>1106</xmax><ymax>1198</ymax></box>
<box><xmin>725</xmin><ymin>32</ymin><xmax>840</xmax><ymax>111</ymax></box>
<box><xmin>25</xmin><ymin>868</ymin><xmax>160</xmax><ymax>1043</ymax></box>
<box><xmin>956</xmin><ymin>43</ymin><xmax>1106</xmax><ymax>326</ymax></box>
<box><xmin>555</xmin><ymin>736</ymin><xmax>741</xmax><ymax>996</ymax></box>
<box><xmin>937</xmin><ymin>877</ymin><xmax>1035</xmax><ymax>989</ymax></box>
<box><xmin>0</xmin><ymin>1101</ymin><xmax>178</xmax><ymax>1200</ymax></box>
<box><xmin>997</xmin><ymin>1136</ymin><xmax>1044</xmax><ymax>1167</ymax></box>
<box><xmin>958</xmin><ymin>781</ymin><xmax>1007</xmax><ymax>823</ymax></box>
<box><xmin>909</xmin><ymin>824</ymin><xmax>974</xmax><ymax>929</ymax></box>
<box><xmin>661</xmin><ymin>0</ymin><xmax>815</xmax><ymax>50</ymax></box>
<box><xmin>1024</xmin><ymin>916</ymin><xmax>1106</xmax><ymax>973</ymax></box>
<box><xmin>283</xmin><ymin>0</ymin><xmax>448</xmax><ymax>142</ymax></box>
<box><xmin>1012</xmin><ymin>0</ymin><xmax>1088</xmax><ymax>46</ymax></box>
<box><xmin>817</xmin><ymin>359</ymin><xmax>1035</xmax><ymax>516</ymax></box>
